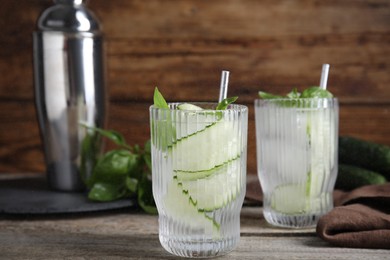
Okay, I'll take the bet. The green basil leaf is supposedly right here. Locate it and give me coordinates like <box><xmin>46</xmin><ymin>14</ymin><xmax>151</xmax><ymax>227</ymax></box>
<box><xmin>153</xmin><ymin>87</ymin><xmax>169</xmax><ymax>109</ymax></box>
<box><xmin>143</xmin><ymin>153</ymin><xmax>152</xmax><ymax>170</ymax></box>
<box><xmin>133</xmin><ymin>144</ymin><xmax>140</xmax><ymax>154</ymax></box>
<box><xmin>80</xmin><ymin>123</ymin><xmax>131</xmax><ymax>149</ymax></box>
<box><xmin>138</xmin><ymin>177</ymin><xmax>157</xmax><ymax>214</ymax></box>
<box><xmin>152</xmin><ymin>88</ymin><xmax>175</xmax><ymax>150</ymax></box>
<box><xmin>258</xmin><ymin>91</ymin><xmax>284</xmax><ymax>99</ymax></box>
<box><xmin>300</xmin><ymin>86</ymin><xmax>333</xmax><ymax>98</ymax></box>
<box><xmin>126</xmin><ymin>177</ymin><xmax>138</xmax><ymax>193</ymax></box>
<box><xmin>286</xmin><ymin>88</ymin><xmax>301</xmax><ymax>99</ymax></box>
<box><xmin>88</xmin><ymin>182</ymin><xmax>126</xmax><ymax>202</ymax></box>
<box><xmin>92</xmin><ymin>150</ymin><xmax>135</xmax><ymax>185</ymax></box>
<box><xmin>80</xmin><ymin>131</ymin><xmax>100</xmax><ymax>185</ymax></box>
<box><xmin>144</xmin><ymin>139</ymin><xmax>151</xmax><ymax>154</ymax></box>
<box><xmin>216</xmin><ymin>96</ymin><xmax>238</xmax><ymax>110</ymax></box>
<box><xmin>94</xmin><ymin>128</ymin><xmax>130</xmax><ymax>148</ymax></box>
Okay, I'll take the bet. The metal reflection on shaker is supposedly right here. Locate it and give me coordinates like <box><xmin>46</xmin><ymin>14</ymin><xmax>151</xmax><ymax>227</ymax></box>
<box><xmin>33</xmin><ymin>0</ymin><xmax>106</xmax><ymax>191</ymax></box>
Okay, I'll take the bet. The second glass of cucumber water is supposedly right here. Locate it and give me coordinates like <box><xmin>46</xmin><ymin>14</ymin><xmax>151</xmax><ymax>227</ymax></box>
<box><xmin>150</xmin><ymin>102</ymin><xmax>248</xmax><ymax>258</ymax></box>
<box><xmin>255</xmin><ymin>98</ymin><xmax>339</xmax><ymax>228</ymax></box>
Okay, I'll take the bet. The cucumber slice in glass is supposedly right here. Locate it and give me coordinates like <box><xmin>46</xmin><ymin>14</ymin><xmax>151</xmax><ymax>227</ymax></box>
<box><xmin>176</xmin><ymin>158</ymin><xmax>241</xmax><ymax>211</ymax></box>
<box><xmin>177</xmin><ymin>103</ymin><xmax>203</xmax><ymax>111</ymax></box>
<box><xmin>271</xmin><ymin>184</ymin><xmax>307</xmax><ymax>214</ymax></box>
<box><xmin>172</xmin><ymin>120</ymin><xmax>241</xmax><ymax>172</ymax></box>
<box><xmin>163</xmin><ymin>180</ymin><xmax>220</xmax><ymax>235</ymax></box>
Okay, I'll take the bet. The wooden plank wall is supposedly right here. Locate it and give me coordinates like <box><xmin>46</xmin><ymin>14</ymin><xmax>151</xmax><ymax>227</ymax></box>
<box><xmin>0</xmin><ymin>0</ymin><xmax>389</xmax><ymax>175</ymax></box>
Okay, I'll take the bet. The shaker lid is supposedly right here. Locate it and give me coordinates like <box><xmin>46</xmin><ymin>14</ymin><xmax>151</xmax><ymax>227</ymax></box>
<box><xmin>37</xmin><ymin>0</ymin><xmax>100</xmax><ymax>32</ymax></box>
<box><xmin>54</xmin><ymin>0</ymin><xmax>85</xmax><ymax>4</ymax></box>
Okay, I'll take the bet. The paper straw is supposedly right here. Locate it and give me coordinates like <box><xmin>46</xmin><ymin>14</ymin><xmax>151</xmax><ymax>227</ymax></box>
<box><xmin>319</xmin><ymin>64</ymin><xmax>330</xmax><ymax>90</ymax></box>
<box><xmin>218</xmin><ymin>70</ymin><xmax>230</xmax><ymax>102</ymax></box>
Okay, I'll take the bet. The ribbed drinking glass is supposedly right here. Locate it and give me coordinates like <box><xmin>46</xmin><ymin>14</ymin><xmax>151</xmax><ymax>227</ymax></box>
<box><xmin>150</xmin><ymin>103</ymin><xmax>248</xmax><ymax>257</ymax></box>
<box><xmin>255</xmin><ymin>98</ymin><xmax>339</xmax><ymax>228</ymax></box>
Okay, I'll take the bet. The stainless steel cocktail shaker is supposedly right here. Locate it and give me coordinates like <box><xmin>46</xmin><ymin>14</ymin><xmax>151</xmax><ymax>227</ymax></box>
<box><xmin>33</xmin><ymin>0</ymin><xmax>106</xmax><ymax>191</ymax></box>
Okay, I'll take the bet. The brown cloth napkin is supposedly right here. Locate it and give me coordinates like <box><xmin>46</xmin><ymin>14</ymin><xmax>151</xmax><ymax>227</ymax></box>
<box><xmin>316</xmin><ymin>183</ymin><xmax>390</xmax><ymax>249</ymax></box>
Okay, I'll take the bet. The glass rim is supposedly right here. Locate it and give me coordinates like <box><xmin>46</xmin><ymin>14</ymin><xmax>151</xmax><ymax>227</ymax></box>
<box><xmin>254</xmin><ymin>97</ymin><xmax>338</xmax><ymax>105</ymax></box>
<box><xmin>254</xmin><ymin>97</ymin><xmax>338</xmax><ymax>101</ymax></box>
<box><xmin>150</xmin><ymin>102</ymin><xmax>248</xmax><ymax>112</ymax></box>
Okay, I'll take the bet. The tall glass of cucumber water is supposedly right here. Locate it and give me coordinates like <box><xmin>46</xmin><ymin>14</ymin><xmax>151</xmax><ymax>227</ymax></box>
<box><xmin>255</xmin><ymin>98</ymin><xmax>338</xmax><ymax>228</ymax></box>
<box><xmin>150</xmin><ymin>102</ymin><xmax>248</xmax><ymax>258</ymax></box>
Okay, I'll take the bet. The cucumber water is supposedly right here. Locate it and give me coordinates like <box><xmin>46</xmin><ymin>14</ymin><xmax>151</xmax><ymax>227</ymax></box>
<box><xmin>255</xmin><ymin>97</ymin><xmax>338</xmax><ymax>228</ymax></box>
<box><xmin>151</xmin><ymin>100</ymin><xmax>248</xmax><ymax>258</ymax></box>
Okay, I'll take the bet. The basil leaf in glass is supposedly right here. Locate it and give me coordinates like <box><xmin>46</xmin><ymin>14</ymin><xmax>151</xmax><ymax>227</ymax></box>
<box><xmin>300</xmin><ymin>86</ymin><xmax>333</xmax><ymax>98</ymax></box>
<box><xmin>258</xmin><ymin>91</ymin><xmax>284</xmax><ymax>99</ymax></box>
<box><xmin>286</xmin><ymin>88</ymin><xmax>301</xmax><ymax>99</ymax></box>
<box><xmin>153</xmin><ymin>87</ymin><xmax>169</xmax><ymax>109</ymax></box>
<box><xmin>216</xmin><ymin>96</ymin><xmax>238</xmax><ymax>110</ymax></box>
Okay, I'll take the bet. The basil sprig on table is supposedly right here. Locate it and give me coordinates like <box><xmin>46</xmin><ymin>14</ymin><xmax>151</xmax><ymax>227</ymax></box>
<box><xmin>82</xmin><ymin>124</ymin><xmax>157</xmax><ymax>214</ymax></box>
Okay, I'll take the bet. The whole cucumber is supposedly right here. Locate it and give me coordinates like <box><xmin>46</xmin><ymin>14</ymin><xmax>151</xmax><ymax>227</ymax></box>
<box><xmin>336</xmin><ymin>164</ymin><xmax>387</xmax><ymax>191</ymax></box>
<box><xmin>339</xmin><ymin>136</ymin><xmax>390</xmax><ymax>179</ymax></box>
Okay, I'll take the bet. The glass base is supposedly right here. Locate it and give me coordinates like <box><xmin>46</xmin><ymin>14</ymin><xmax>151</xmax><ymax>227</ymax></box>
<box><xmin>263</xmin><ymin>208</ymin><xmax>328</xmax><ymax>228</ymax></box>
<box><xmin>157</xmin><ymin>204</ymin><xmax>242</xmax><ymax>258</ymax></box>
<box><xmin>159</xmin><ymin>234</ymin><xmax>238</xmax><ymax>258</ymax></box>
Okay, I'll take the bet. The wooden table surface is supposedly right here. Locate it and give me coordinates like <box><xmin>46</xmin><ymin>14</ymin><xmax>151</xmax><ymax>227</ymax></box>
<box><xmin>0</xmin><ymin>205</ymin><xmax>388</xmax><ymax>259</ymax></box>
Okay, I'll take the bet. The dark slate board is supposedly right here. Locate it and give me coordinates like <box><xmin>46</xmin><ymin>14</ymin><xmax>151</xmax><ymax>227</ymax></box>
<box><xmin>0</xmin><ymin>176</ymin><xmax>135</xmax><ymax>214</ymax></box>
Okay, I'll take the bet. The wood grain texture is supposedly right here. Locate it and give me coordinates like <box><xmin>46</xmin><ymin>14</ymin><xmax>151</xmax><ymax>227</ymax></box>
<box><xmin>0</xmin><ymin>0</ymin><xmax>389</xmax><ymax>173</ymax></box>
<box><xmin>0</xmin><ymin>206</ymin><xmax>388</xmax><ymax>259</ymax></box>
<box><xmin>0</xmin><ymin>101</ymin><xmax>389</xmax><ymax>175</ymax></box>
